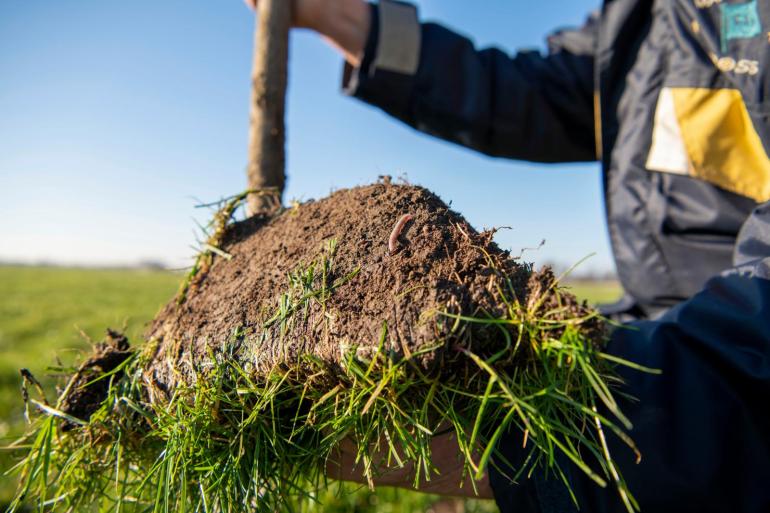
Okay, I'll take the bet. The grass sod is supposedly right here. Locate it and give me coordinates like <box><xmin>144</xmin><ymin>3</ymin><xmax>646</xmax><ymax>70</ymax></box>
<box><xmin>5</xmin><ymin>195</ymin><xmax>641</xmax><ymax>513</ymax></box>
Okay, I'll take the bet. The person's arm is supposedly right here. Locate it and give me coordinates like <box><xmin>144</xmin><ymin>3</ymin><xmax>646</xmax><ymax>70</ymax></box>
<box><xmin>343</xmin><ymin>1</ymin><xmax>599</xmax><ymax>163</ymax></box>
<box><xmin>491</xmin><ymin>203</ymin><xmax>770</xmax><ymax>513</ymax></box>
<box><xmin>245</xmin><ymin>0</ymin><xmax>371</xmax><ymax>66</ymax></box>
<box><xmin>246</xmin><ymin>0</ymin><xmax>598</xmax><ymax>163</ymax></box>
<box><xmin>591</xmin><ymin>275</ymin><xmax>770</xmax><ymax>512</ymax></box>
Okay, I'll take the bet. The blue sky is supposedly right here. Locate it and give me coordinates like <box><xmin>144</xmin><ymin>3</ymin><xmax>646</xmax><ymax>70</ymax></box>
<box><xmin>0</xmin><ymin>0</ymin><xmax>611</xmax><ymax>274</ymax></box>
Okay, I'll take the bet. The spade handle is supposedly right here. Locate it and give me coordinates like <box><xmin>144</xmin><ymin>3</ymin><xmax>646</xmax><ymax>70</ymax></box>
<box><xmin>246</xmin><ymin>0</ymin><xmax>291</xmax><ymax>215</ymax></box>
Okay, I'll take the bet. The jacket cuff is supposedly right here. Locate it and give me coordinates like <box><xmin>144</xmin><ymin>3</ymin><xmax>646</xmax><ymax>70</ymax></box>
<box><xmin>342</xmin><ymin>0</ymin><xmax>421</xmax><ymax>114</ymax></box>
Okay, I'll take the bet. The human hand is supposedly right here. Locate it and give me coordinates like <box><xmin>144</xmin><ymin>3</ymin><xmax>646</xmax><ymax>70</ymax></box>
<box><xmin>326</xmin><ymin>429</ymin><xmax>495</xmax><ymax>499</ymax></box>
<box><xmin>243</xmin><ymin>0</ymin><xmax>371</xmax><ymax>66</ymax></box>
<box><xmin>243</xmin><ymin>0</ymin><xmax>323</xmax><ymax>29</ymax></box>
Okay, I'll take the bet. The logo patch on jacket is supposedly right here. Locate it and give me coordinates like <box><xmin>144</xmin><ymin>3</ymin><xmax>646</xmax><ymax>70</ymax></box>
<box><xmin>720</xmin><ymin>0</ymin><xmax>762</xmax><ymax>52</ymax></box>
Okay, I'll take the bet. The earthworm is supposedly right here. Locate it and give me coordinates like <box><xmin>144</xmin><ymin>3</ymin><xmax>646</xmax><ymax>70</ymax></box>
<box><xmin>388</xmin><ymin>214</ymin><xmax>413</xmax><ymax>255</ymax></box>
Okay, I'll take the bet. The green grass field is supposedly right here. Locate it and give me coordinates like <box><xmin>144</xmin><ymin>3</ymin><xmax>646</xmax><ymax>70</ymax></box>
<box><xmin>0</xmin><ymin>265</ymin><xmax>620</xmax><ymax>512</ymax></box>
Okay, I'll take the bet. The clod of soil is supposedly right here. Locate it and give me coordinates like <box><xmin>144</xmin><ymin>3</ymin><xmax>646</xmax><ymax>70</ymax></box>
<box><xmin>16</xmin><ymin>182</ymin><xmax>625</xmax><ymax>513</ymax></box>
<box><xmin>144</xmin><ymin>182</ymin><xmax>596</xmax><ymax>396</ymax></box>
<box><xmin>59</xmin><ymin>329</ymin><xmax>132</xmax><ymax>429</ymax></box>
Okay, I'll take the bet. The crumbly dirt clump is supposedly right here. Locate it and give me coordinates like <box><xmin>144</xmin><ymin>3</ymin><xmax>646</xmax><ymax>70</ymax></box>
<box><xmin>59</xmin><ymin>329</ymin><xmax>132</xmax><ymax>429</ymax></box>
<box><xmin>17</xmin><ymin>183</ymin><xmax>620</xmax><ymax>513</ymax></box>
<box><xmin>143</xmin><ymin>182</ymin><xmax>593</xmax><ymax>395</ymax></box>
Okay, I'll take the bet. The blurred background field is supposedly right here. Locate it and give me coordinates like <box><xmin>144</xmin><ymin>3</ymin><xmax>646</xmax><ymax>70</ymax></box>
<box><xmin>0</xmin><ymin>265</ymin><xmax>620</xmax><ymax>512</ymax></box>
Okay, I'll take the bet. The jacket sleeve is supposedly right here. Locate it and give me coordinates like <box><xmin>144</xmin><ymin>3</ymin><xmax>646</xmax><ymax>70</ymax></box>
<box><xmin>578</xmin><ymin>274</ymin><xmax>770</xmax><ymax>513</ymax></box>
<box><xmin>343</xmin><ymin>1</ymin><xmax>599</xmax><ymax>163</ymax></box>
<box><xmin>491</xmin><ymin>274</ymin><xmax>770</xmax><ymax>513</ymax></box>
<box><xmin>489</xmin><ymin>202</ymin><xmax>770</xmax><ymax>513</ymax></box>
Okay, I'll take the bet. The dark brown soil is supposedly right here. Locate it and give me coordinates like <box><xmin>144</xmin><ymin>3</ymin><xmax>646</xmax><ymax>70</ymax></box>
<box><xmin>59</xmin><ymin>329</ymin><xmax>132</xmax><ymax>429</ymax></box>
<box><xmin>142</xmin><ymin>182</ymin><xmax>595</xmax><ymax>395</ymax></box>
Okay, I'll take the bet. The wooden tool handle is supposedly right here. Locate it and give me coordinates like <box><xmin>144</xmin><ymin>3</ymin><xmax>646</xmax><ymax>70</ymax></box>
<box><xmin>247</xmin><ymin>0</ymin><xmax>291</xmax><ymax>215</ymax></box>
